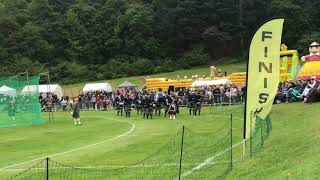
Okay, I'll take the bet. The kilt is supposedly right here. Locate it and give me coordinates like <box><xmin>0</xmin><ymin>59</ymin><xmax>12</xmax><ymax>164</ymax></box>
<box><xmin>8</xmin><ymin>111</ymin><xmax>15</xmax><ymax>117</ymax></box>
<box><xmin>73</xmin><ymin>111</ymin><xmax>80</xmax><ymax>119</ymax></box>
<box><xmin>124</xmin><ymin>104</ymin><xmax>132</xmax><ymax>112</ymax></box>
<box><xmin>168</xmin><ymin>110</ymin><xmax>176</xmax><ymax>115</ymax></box>
<box><xmin>187</xmin><ymin>101</ymin><xmax>194</xmax><ymax>108</ymax></box>
<box><xmin>116</xmin><ymin>102</ymin><xmax>124</xmax><ymax>110</ymax></box>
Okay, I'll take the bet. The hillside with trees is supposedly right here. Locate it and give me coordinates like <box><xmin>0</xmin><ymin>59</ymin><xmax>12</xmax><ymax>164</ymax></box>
<box><xmin>0</xmin><ymin>0</ymin><xmax>319</xmax><ymax>84</ymax></box>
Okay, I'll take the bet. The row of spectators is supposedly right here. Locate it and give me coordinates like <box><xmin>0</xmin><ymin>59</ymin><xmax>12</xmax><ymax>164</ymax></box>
<box><xmin>39</xmin><ymin>93</ymin><xmax>71</xmax><ymax>112</ymax></box>
<box><xmin>78</xmin><ymin>91</ymin><xmax>113</xmax><ymax>110</ymax></box>
<box><xmin>38</xmin><ymin>77</ymin><xmax>320</xmax><ymax>112</ymax></box>
<box><xmin>5</xmin><ymin>76</ymin><xmax>318</xmax><ymax>114</ymax></box>
<box><xmin>1</xmin><ymin>94</ymin><xmax>35</xmax><ymax>112</ymax></box>
<box><xmin>275</xmin><ymin>77</ymin><xmax>320</xmax><ymax>104</ymax></box>
<box><xmin>39</xmin><ymin>84</ymin><xmax>246</xmax><ymax>112</ymax></box>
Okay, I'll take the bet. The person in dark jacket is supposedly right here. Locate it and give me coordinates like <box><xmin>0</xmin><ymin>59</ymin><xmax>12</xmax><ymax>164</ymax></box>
<box><xmin>115</xmin><ymin>95</ymin><xmax>124</xmax><ymax>116</ymax></box>
<box><xmin>143</xmin><ymin>95</ymin><xmax>153</xmax><ymax>119</ymax></box>
<box><xmin>8</xmin><ymin>102</ymin><xmax>16</xmax><ymax>121</ymax></box>
<box><xmin>168</xmin><ymin>102</ymin><xmax>177</xmax><ymax>120</ymax></box>
<box><xmin>124</xmin><ymin>94</ymin><xmax>132</xmax><ymax>118</ymax></box>
<box><xmin>72</xmin><ymin>98</ymin><xmax>82</xmax><ymax>125</ymax></box>
<box><xmin>164</xmin><ymin>93</ymin><xmax>171</xmax><ymax>117</ymax></box>
<box><xmin>188</xmin><ymin>92</ymin><xmax>195</xmax><ymax>115</ymax></box>
<box><xmin>193</xmin><ymin>92</ymin><xmax>202</xmax><ymax>116</ymax></box>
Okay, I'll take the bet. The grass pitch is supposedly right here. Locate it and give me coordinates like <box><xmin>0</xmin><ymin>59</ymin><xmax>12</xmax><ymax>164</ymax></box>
<box><xmin>227</xmin><ymin>103</ymin><xmax>320</xmax><ymax>180</ymax></box>
<box><xmin>0</xmin><ymin>106</ymin><xmax>243</xmax><ymax>179</ymax></box>
<box><xmin>0</xmin><ymin>103</ymin><xmax>319</xmax><ymax>179</ymax></box>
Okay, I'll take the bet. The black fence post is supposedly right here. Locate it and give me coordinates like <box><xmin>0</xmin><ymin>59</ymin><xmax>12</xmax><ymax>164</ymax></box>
<box><xmin>230</xmin><ymin>114</ymin><xmax>233</xmax><ymax>170</ymax></box>
<box><xmin>46</xmin><ymin>157</ymin><xmax>49</xmax><ymax>180</ymax></box>
<box><xmin>178</xmin><ymin>126</ymin><xmax>185</xmax><ymax>180</ymax></box>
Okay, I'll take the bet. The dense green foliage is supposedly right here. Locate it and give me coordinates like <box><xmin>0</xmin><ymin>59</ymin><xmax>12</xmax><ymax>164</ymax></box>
<box><xmin>0</xmin><ymin>0</ymin><xmax>319</xmax><ymax>83</ymax></box>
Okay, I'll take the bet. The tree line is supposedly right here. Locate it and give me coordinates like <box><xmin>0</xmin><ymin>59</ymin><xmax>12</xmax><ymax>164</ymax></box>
<box><xmin>0</xmin><ymin>0</ymin><xmax>319</xmax><ymax>84</ymax></box>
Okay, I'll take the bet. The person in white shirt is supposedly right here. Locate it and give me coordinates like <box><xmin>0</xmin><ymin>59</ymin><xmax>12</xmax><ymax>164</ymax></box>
<box><xmin>301</xmin><ymin>76</ymin><xmax>317</xmax><ymax>102</ymax></box>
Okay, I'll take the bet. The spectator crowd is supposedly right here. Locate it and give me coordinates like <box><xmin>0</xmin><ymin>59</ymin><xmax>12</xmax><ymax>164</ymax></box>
<box><xmin>39</xmin><ymin>84</ymin><xmax>246</xmax><ymax>113</ymax></box>
<box><xmin>38</xmin><ymin>77</ymin><xmax>320</xmax><ymax>115</ymax></box>
<box><xmin>275</xmin><ymin>76</ymin><xmax>320</xmax><ymax>104</ymax></box>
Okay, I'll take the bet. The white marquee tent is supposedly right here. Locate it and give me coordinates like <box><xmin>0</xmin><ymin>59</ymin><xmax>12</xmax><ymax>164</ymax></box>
<box><xmin>0</xmin><ymin>85</ymin><xmax>16</xmax><ymax>96</ymax></box>
<box><xmin>21</xmin><ymin>85</ymin><xmax>38</xmax><ymax>93</ymax></box>
<box><xmin>191</xmin><ymin>78</ymin><xmax>232</xmax><ymax>87</ymax></box>
<box><xmin>83</xmin><ymin>83</ymin><xmax>112</xmax><ymax>92</ymax></box>
<box><xmin>22</xmin><ymin>84</ymin><xmax>64</xmax><ymax>99</ymax></box>
<box><xmin>117</xmin><ymin>81</ymin><xmax>137</xmax><ymax>90</ymax></box>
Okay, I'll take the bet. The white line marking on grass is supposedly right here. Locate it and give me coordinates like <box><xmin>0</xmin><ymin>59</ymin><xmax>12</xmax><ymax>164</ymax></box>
<box><xmin>0</xmin><ymin>120</ymin><xmax>136</xmax><ymax>171</ymax></box>
<box><xmin>124</xmin><ymin>130</ymin><xmax>237</xmax><ymax>137</ymax></box>
<box><xmin>179</xmin><ymin>140</ymin><xmax>245</xmax><ymax>179</ymax></box>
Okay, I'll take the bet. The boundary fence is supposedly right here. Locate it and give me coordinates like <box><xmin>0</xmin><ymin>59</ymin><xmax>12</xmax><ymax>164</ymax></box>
<box><xmin>250</xmin><ymin>114</ymin><xmax>272</xmax><ymax>157</ymax></box>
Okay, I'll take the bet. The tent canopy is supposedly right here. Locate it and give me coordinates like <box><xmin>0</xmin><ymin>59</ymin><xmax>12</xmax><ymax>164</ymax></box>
<box><xmin>21</xmin><ymin>85</ymin><xmax>38</xmax><ymax>93</ymax></box>
<box><xmin>83</xmin><ymin>83</ymin><xmax>112</xmax><ymax>92</ymax></box>
<box><xmin>39</xmin><ymin>84</ymin><xmax>63</xmax><ymax>99</ymax></box>
<box><xmin>0</xmin><ymin>85</ymin><xmax>16</xmax><ymax>96</ymax></box>
<box><xmin>22</xmin><ymin>84</ymin><xmax>64</xmax><ymax>99</ymax></box>
<box><xmin>191</xmin><ymin>78</ymin><xmax>232</xmax><ymax>87</ymax></box>
<box><xmin>117</xmin><ymin>81</ymin><xmax>137</xmax><ymax>88</ymax></box>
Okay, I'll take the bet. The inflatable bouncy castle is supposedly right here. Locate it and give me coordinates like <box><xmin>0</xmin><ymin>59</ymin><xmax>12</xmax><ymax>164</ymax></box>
<box><xmin>279</xmin><ymin>44</ymin><xmax>300</xmax><ymax>81</ymax></box>
<box><xmin>145</xmin><ymin>44</ymin><xmax>307</xmax><ymax>91</ymax></box>
<box><xmin>227</xmin><ymin>72</ymin><xmax>246</xmax><ymax>86</ymax></box>
<box><xmin>145</xmin><ymin>72</ymin><xmax>247</xmax><ymax>91</ymax></box>
<box><xmin>145</xmin><ymin>78</ymin><xmax>193</xmax><ymax>91</ymax></box>
<box><xmin>298</xmin><ymin>42</ymin><xmax>320</xmax><ymax>80</ymax></box>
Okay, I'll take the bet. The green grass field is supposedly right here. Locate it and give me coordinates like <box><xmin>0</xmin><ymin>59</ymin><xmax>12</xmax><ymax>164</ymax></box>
<box><xmin>0</xmin><ymin>103</ymin><xmax>319</xmax><ymax>179</ymax></box>
<box><xmin>62</xmin><ymin>62</ymin><xmax>246</xmax><ymax>96</ymax></box>
<box><xmin>0</xmin><ymin>106</ymin><xmax>243</xmax><ymax>179</ymax></box>
<box><xmin>227</xmin><ymin>103</ymin><xmax>320</xmax><ymax>180</ymax></box>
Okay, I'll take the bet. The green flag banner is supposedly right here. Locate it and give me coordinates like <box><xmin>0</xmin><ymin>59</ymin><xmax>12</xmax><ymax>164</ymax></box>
<box><xmin>244</xmin><ymin>19</ymin><xmax>284</xmax><ymax>139</ymax></box>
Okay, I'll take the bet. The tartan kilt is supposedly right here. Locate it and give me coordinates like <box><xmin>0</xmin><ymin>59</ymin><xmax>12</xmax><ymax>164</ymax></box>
<box><xmin>73</xmin><ymin>111</ymin><xmax>80</xmax><ymax>119</ymax></box>
<box><xmin>187</xmin><ymin>101</ymin><xmax>194</xmax><ymax>108</ymax></box>
<box><xmin>124</xmin><ymin>104</ymin><xmax>132</xmax><ymax>112</ymax></box>
<box><xmin>116</xmin><ymin>103</ymin><xmax>124</xmax><ymax>110</ymax></box>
